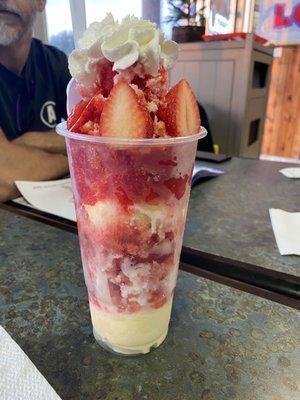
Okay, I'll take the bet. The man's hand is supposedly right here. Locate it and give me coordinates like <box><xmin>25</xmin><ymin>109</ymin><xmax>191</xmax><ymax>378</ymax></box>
<box><xmin>14</xmin><ymin>131</ymin><xmax>67</xmax><ymax>155</ymax></box>
<box><xmin>0</xmin><ymin>130</ymin><xmax>69</xmax><ymax>202</ymax></box>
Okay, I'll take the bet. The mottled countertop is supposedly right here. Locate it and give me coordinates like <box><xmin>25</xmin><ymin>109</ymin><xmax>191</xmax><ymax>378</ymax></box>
<box><xmin>184</xmin><ymin>158</ymin><xmax>300</xmax><ymax>277</ymax></box>
<box><xmin>1</xmin><ymin>209</ymin><xmax>299</xmax><ymax>399</ymax></box>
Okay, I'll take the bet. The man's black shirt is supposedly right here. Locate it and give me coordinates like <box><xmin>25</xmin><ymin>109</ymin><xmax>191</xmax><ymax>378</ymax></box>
<box><xmin>0</xmin><ymin>38</ymin><xmax>71</xmax><ymax>140</ymax></box>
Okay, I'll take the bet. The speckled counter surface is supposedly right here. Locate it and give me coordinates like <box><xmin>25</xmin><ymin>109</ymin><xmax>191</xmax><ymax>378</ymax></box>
<box><xmin>1</xmin><ymin>209</ymin><xmax>299</xmax><ymax>400</ymax></box>
<box><xmin>185</xmin><ymin>158</ymin><xmax>300</xmax><ymax>277</ymax></box>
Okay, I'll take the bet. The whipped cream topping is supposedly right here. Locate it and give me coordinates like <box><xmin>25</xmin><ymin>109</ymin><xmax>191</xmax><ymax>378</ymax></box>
<box><xmin>69</xmin><ymin>13</ymin><xmax>178</xmax><ymax>85</ymax></box>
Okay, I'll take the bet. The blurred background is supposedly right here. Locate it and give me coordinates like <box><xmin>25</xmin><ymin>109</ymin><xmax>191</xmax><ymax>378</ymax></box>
<box><xmin>33</xmin><ymin>0</ymin><xmax>299</xmax><ymax>161</ymax></box>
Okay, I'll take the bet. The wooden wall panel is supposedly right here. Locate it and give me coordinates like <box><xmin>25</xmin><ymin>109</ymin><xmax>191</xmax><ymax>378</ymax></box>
<box><xmin>261</xmin><ymin>46</ymin><xmax>300</xmax><ymax>159</ymax></box>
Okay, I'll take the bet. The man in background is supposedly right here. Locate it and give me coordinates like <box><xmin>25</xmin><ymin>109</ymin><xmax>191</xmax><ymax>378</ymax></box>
<box><xmin>0</xmin><ymin>0</ymin><xmax>71</xmax><ymax>201</ymax></box>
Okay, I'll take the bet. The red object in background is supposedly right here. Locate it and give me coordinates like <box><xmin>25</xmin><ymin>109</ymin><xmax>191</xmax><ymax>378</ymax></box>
<box><xmin>202</xmin><ymin>32</ymin><xmax>247</xmax><ymax>41</ymax></box>
<box><xmin>202</xmin><ymin>33</ymin><xmax>268</xmax><ymax>45</ymax></box>
<box><xmin>274</xmin><ymin>2</ymin><xmax>300</xmax><ymax>28</ymax></box>
<box><xmin>274</xmin><ymin>4</ymin><xmax>292</xmax><ymax>28</ymax></box>
<box><xmin>254</xmin><ymin>34</ymin><xmax>269</xmax><ymax>45</ymax></box>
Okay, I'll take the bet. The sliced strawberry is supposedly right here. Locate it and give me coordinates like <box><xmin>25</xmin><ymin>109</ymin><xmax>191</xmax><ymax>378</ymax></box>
<box><xmin>69</xmin><ymin>99</ymin><xmax>93</xmax><ymax>132</ymax></box>
<box><xmin>164</xmin><ymin>174</ymin><xmax>189</xmax><ymax>200</ymax></box>
<box><xmin>68</xmin><ymin>93</ymin><xmax>106</xmax><ymax>134</ymax></box>
<box><xmin>99</xmin><ymin>82</ymin><xmax>153</xmax><ymax>138</ymax></box>
<box><xmin>96</xmin><ymin>60</ymin><xmax>117</xmax><ymax>98</ymax></box>
<box><xmin>67</xmin><ymin>100</ymin><xmax>88</xmax><ymax>130</ymax></box>
<box><xmin>91</xmin><ymin>93</ymin><xmax>106</xmax><ymax>119</ymax></box>
<box><xmin>114</xmin><ymin>186</ymin><xmax>134</xmax><ymax>209</ymax></box>
<box><xmin>159</xmin><ymin>79</ymin><xmax>200</xmax><ymax>137</ymax></box>
<box><xmin>77</xmin><ymin>61</ymin><xmax>116</xmax><ymax>100</ymax></box>
<box><xmin>145</xmin><ymin>189</ymin><xmax>160</xmax><ymax>202</ymax></box>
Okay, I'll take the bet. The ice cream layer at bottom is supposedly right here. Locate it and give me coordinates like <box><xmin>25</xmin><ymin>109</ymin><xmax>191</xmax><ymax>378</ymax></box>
<box><xmin>90</xmin><ymin>299</ymin><xmax>173</xmax><ymax>354</ymax></box>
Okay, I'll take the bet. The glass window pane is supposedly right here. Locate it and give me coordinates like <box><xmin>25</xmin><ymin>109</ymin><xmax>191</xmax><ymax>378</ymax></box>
<box><xmin>85</xmin><ymin>0</ymin><xmax>141</xmax><ymax>27</ymax></box>
<box><xmin>161</xmin><ymin>0</ymin><xmax>173</xmax><ymax>39</ymax></box>
<box><xmin>45</xmin><ymin>0</ymin><xmax>75</xmax><ymax>55</ymax></box>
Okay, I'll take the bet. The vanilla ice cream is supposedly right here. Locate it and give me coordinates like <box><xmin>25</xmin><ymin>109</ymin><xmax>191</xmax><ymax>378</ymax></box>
<box><xmin>90</xmin><ymin>299</ymin><xmax>173</xmax><ymax>354</ymax></box>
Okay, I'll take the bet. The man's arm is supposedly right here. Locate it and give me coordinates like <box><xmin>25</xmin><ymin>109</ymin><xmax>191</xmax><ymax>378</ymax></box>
<box><xmin>13</xmin><ymin>131</ymin><xmax>67</xmax><ymax>155</ymax></box>
<box><xmin>0</xmin><ymin>130</ymin><xmax>69</xmax><ymax>202</ymax></box>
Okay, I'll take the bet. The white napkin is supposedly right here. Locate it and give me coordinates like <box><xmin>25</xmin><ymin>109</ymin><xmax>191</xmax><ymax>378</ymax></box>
<box><xmin>269</xmin><ymin>209</ymin><xmax>300</xmax><ymax>256</ymax></box>
<box><xmin>0</xmin><ymin>326</ymin><xmax>61</xmax><ymax>400</ymax></box>
<box><xmin>279</xmin><ymin>167</ymin><xmax>300</xmax><ymax>178</ymax></box>
<box><xmin>14</xmin><ymin>178</ymin><xmax>76</xmax><ymax>222</ymax></box>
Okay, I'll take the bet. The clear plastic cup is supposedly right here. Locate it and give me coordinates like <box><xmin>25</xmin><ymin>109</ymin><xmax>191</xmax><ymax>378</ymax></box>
<box><xmin>57</xmin><ymin>121</ymin><xmax>206</xmax><ymax>355</ymax></box>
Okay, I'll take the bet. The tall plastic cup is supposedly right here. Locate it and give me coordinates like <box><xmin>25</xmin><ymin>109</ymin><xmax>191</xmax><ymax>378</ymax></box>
<box><xmin>57</xmin><ymin>121</ymin><xmax>206</xmax><ymax>355</ymax></box>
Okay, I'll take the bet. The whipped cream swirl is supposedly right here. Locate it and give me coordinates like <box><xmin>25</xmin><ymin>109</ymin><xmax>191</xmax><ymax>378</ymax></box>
<box><xmin>69</xmin><ymin>13</ymin><xmax>179</xmax><ymax>86</ymax></box>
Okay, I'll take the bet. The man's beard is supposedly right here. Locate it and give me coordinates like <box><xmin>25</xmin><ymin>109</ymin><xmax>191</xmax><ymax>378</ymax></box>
<box><xmin>0</xmin><ymin>12</ymin><xmax>36</xmax><ymax>46</ymax></box>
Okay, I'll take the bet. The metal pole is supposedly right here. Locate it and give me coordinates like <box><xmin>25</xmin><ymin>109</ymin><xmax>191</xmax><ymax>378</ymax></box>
<box><xmin>69</xmin><ymin>0</ymin><xmax>87</xmax><ymax>48</ymax></box>
<box><xmin>142</xmin><ymin>0</ymin><xmax>161</xmax><ymax>27</ymax></box>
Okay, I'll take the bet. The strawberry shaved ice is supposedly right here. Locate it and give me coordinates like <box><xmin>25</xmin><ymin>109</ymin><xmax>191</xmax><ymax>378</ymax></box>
<box><xmin>57</xmin><ymin>13</ymin><xmax>205</xmax><ymax>355</ymax></box>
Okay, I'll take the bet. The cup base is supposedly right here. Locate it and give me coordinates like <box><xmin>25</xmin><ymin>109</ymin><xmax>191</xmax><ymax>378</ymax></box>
<box><xmin>89</xmin><ymin>299</ymin><xmax>173</xmax><ymax>355</ymax></box>
<box><xmin>93</xmin><ymin>328</ymin><xmax>168</xmax><ymax>356</ymax></box>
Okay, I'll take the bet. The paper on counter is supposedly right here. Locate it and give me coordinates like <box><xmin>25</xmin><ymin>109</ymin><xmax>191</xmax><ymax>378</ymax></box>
<box><xmin>193</xmin><ymin>163</ymin><xmax>224</xmax><ymax>175</ymax></box>
<box><xmin>0</xmin><ymin>326</ymin><xmax>62</xmax><ymax>400</ymax></box>
<box><xmin>12</xmin><ymin>196</ymin><xmax>37</xmax><ymax>210</ymax></box>
<box><xmin>279</xmin><ymin>167</ymin><xmax>300</xmax><ymax>178</ymax></box>
<box><xmin>269</xmin><ymin>209</ymin><xmax>300</xmax><ymax>256</ymax></box>
<box><xmin>15</xmin><ymin>178</ymin><xmax>76</xmax><ymax>222</ymax></box>
<box><xmin>192</xmin><ymin>163</ymin><xmax>224</xmax><ymax>186</ymax></box>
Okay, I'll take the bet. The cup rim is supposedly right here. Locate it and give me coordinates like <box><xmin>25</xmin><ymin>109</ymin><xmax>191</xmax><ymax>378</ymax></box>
<box><xmin>56</xmin><ymin>121</ymin><xmax>207</xmax><ymax>146</ymax></box>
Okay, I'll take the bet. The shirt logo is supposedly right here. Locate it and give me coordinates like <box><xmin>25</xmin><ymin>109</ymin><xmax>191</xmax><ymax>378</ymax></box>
<box><xmin>40</xmin><ymin>101</ymin><xmax>57</xmax><ymax>128</ymax></box>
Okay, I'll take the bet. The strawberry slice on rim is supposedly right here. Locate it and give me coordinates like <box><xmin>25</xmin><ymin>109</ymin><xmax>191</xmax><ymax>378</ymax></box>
<box><xmin>158</xmin><ymin>79</ymin><xmax>201</xmax><ymax>137</ymax></box>
<box><xmin>99</xmin><ymin>82</ymin><xmax>153</xmax><ymax>138</ymax></box>
<box><xmin>67</xmin><ymin>100</ymin><xmax>88</xmax><ymax>131</ymax></box>
<box><xmin>67</xmin><ymin>93</ymin><xmax>106</xmax><ymax>134</ymax></box>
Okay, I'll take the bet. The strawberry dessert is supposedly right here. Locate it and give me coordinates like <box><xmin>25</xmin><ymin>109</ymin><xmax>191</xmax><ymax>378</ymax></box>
<box><xmin>57</xmin><ymin>14</ymin><xmax>204</xmax><ymax>354</ymax></box>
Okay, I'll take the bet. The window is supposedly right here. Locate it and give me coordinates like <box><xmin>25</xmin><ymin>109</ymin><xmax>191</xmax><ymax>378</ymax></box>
<box><xmin>45</xmin><ymin>0</ymin><xmax>75</xmax><ymax>55</ymax></box>
<box><xmin>43</xmin><ymin>0</ymin><xmax>170</xmax><ymax>53</ymax></box>
<box><xmin>161</xmin><ymin>0</ymin><xmax>173</xmax><ymax>39</ymax></box>
<box><xmin>85</xmin><ymin>0</ymin><xmax>141</xmax><ymax>27</ymax></box>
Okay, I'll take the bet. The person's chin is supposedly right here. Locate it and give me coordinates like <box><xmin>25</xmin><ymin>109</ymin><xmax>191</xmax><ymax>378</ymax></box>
<box><xmin>0</xmin><ymin>25</ymin><xmax>22</xmax><ymax>46</ymax></box>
